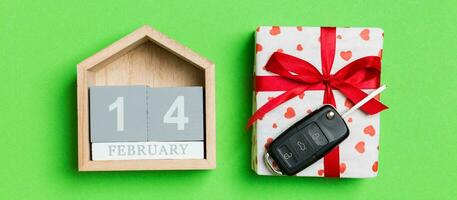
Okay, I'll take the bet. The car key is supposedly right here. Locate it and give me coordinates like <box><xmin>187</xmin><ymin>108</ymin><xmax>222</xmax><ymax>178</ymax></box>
<box><xmin>264</xmin><ymin>85</ymin><xmax>386</xmax><ymax>176</ymax></box>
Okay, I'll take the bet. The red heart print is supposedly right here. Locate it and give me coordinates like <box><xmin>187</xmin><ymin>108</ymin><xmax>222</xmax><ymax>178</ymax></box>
<box><xmin>256</xmin><ymin>43</ymin><xmax>263</xmax><ymax>53</ymax></box>
<box><xmin>340</xmin><ymin>51</ymin><xmax>352</xmax><ymax>61</ymax></box>
<box><xmin>296</xmin><ymin>44</ymin><xmax>303</xmax><ymax>51</ymax></box>
<box><xmin>264</xmin><ymin>137</ymin><xmax>273</xmax><ymax>149</ymax></box>
<box><xmin>340</xmin><ymin>163</ymin><xmax>347</xmax><ymax>174</ymax></box>
<box><xmin>378</xmin><ymin>49</ymin><xmax>383</xmax><ymax>59</ymax></box>
<box><xmin>298</xmin><ymin>92</ymin><xmax>304</xmax><ymax>99</ymax></box>
<box><xmin>355</xmin><ymin>141</ymin><xmax>365</xmax><ymax>153</ymax></box>
<box><xmin>270</xmin><ymin>26</ymin><xmax>281</xmax><ymax>36</ymax></box>
<box><xmin>372</xmin><ymin>161</ymin><xmax>378</xmax><ymax>172</ymax></box>
<box><xmin>272</xmin><ymin>123</ymin><xmax>278</xmax><ymax>129</ymax></box>
<box><xmin>344</xmin><ymin>98</ymin><xmax>354</xmax><ymax>108</ymax></box>
<box><xmin>318</xmin><ymin>169</ymin><xmax>324</xmax><ymax>176</ymax></box>
<box><xmin>256</xmin><ymin>27</ymin><xmax>260</xmax><ymax>32</ymax></box>
<box><xmin>296</xmin><ymin>26</ymin><xmax>303</xmax><ymax>31</ymax></box>
<box><xmin>276</xmin><ymin>48</ymin><xmax>284</xmax><ymax>53</ymax></box>
<box><xmin>306</xmin><ymin>109</ymin><xmax>312</xmax><ymax>114</ymax></box>
<box><xmin>364</xmin><ymin>125</ymin><xmax>376</xmax><ymax>136</ymax></box>
<box><xmin>348</xmin><ymin>117</ymin><xmax>353</xmax><ymax>123</ymax></box>
<box><xmin>284</xmin><ymin>107</ymin><xmax>296</xmax><ymax>119</ymax></box>
<box><xmin>360</xmin><ymin>29</ymin><xmax>370</xmax><ymax>41</ymax></box>
<box><xmin>336</xmin><ymin>35</ymin><xmax>342</xmax><ymax>39</ymax></box>
<box><xmin>267</xmin><ymin>96</ymin><xmax>274</xmax><ymax>101</ymax></box>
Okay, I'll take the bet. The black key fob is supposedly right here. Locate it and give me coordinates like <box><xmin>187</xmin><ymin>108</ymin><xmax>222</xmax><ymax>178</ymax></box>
<box><xmin>266</xmin><ymin>105</ymin><xmax>349</xmax><ymax>176</ymax></box>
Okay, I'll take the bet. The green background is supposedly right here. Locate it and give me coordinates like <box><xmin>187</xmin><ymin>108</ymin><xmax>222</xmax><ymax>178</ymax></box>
<box><xmin>1</xmin><ymin>0</ymin><xmax>456</xmax><ymax>199</ymax></box>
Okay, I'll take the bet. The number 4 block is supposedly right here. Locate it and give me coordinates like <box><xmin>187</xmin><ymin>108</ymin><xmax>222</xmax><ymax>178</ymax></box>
<box><xmin>148</xmin><ymin>87</ymin><xmax>204</xmax><ymax>141</ymax></box>
<box><xmin>89</xmin><ymin>86</ymin><xmax>148</xmax><ymax>142</ymax></box>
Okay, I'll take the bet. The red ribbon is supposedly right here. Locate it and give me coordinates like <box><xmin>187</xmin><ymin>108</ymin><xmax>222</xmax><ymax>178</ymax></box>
<box><xmin>248</xmin><ymin>27</ymin><xmax>388</xmax><ymax>177</ymax></box>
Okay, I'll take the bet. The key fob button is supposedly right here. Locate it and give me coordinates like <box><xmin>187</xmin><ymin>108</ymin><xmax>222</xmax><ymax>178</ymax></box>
<box><xmin>303</xmin><ymin>123</ymin><xmax>328</xmax><ymax>146</ymax></box>
<box><xmin>288</xmin><ymin>133</ymin><xmax>314</xmax><ymax>159</ymax></box>
<box><xmin>277</xmin><ymin>145</ymin><xmax>297</xmax><ymax>167</ymax></box>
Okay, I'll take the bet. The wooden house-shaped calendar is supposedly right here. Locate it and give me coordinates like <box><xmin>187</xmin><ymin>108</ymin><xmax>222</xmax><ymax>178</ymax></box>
<box><xmin>77</xmin><ymin>25</ymin><xmax>215</xmax><ymax>171</ymax></box>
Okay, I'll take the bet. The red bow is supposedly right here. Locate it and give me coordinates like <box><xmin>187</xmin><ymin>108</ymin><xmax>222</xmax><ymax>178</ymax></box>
<box><xmin>248</xmin><ymin>27</ymin><xmax>388</xmax><ymax>177</ymax></box>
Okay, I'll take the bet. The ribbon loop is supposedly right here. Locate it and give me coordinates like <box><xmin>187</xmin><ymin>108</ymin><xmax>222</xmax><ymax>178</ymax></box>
<box><xmin>265</xmin><ymin>52</ymin><xmax>323</xmax><ymax>84</ymax></box>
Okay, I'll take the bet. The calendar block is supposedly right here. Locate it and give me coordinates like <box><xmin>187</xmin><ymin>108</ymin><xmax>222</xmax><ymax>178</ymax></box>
<box><xmin>148</xmin><ymin>87</ymin><xmax>204</xmax><ymax>141</ymax></box>
<box><xmin>89</xmin><ymin>85</ymin><xmax>148</xmax><ymax>142</ymax></box>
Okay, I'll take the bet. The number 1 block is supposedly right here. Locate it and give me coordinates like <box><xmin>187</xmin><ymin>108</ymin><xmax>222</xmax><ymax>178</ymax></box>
<box><xmin>89</xmin><ymin>86</ymin><xmax>148</xmax><ymax>142</ymax></box>
<box><xmin>148</xmin><ymin>87</ymin><xmax>204</xmax><ymax>141</ymax></box>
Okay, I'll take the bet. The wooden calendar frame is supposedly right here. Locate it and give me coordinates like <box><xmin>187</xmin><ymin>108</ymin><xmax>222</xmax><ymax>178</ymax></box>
<box><xmin>76</xmin><ymin>25</ymin><xmax>216</xmax><ymax>171</ymax></box>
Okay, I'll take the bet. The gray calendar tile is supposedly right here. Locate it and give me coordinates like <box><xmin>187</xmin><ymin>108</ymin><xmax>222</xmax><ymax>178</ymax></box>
<box><xmin>148</xmin><ymin>87</ymin><xmax>204</xmax><ymax>141</ymax></box>
<box><xmin>89</xmin><ymin>85</ymin><xmax>148</xmax><ymax>142</ymax></box>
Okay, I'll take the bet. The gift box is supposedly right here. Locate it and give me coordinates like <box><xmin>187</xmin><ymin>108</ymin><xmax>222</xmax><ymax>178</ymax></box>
<box><xmin>250</xmin><ymin>26</ymin><xmax>386</xmax><ymax>178</ymax></box>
